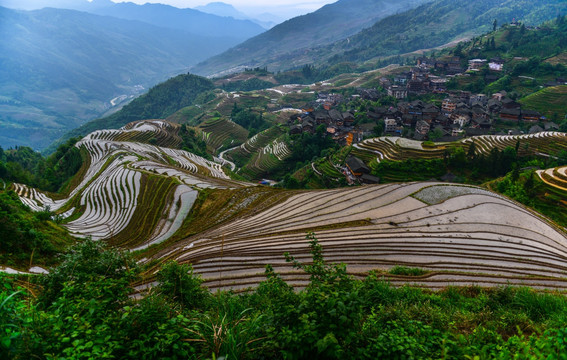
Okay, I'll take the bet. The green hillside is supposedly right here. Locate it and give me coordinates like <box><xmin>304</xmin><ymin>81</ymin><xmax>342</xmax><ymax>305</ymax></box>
<box><xmin>327</xmin><ymin>0</ymin><xmax>566</xmax><ymax>64</ymax></box>
<box><xmin>0</xmin><ymin>190</ymin><xmax>75</xmax><ymax>267</ymax></box>
<box><xmin>520</xmin><ymin>85</ymin><xmax>567</xmax><ymax>120</ymax></box>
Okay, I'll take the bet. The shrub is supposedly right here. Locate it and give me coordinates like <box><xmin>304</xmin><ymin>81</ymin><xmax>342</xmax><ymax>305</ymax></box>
<box><xmin>389</xmin><ymin>266</ymin><xmax>428</xmax><ymax>276</ymax></box>
<box><xmin>156</xmin><ymin>261</ymin><xmax>210</xmax><ymax>310</ymax></box>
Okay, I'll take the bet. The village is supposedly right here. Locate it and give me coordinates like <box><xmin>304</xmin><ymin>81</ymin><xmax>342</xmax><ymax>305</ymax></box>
<box><xmin>288</xmin><ymin>55</ymin><xmax>566</xmax><ymax>145</ymax></box>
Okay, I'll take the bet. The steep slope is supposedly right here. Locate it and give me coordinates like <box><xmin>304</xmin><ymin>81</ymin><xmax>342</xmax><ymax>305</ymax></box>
<box><xmin>322</xmin><ymin>0</ymin><xmax>567</xmax><ymax>65</ymax></box>
<box><xmin>0</xmin><ymin>7</ymin><xmax>236</xmax><ymax>150</ymax></box>
<box><xmin>191</xmin><ymin>0</ymin><xmax>431</xmax><ymax>76</ymax></box>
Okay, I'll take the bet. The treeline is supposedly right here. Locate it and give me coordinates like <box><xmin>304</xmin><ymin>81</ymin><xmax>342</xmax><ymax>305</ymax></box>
<box><xmin>221</xmin><ymin>78</ymin><xmax>274</xmax><ymax>92</ymax></box>
<box><xmin>3</xmin><ymin>235</ymin><xmax>567</xmax><ymax>359</ymax></box>
<box><xmin>0</xmin><ymin>138</ymin><xmax>83</xmax><ymax>193</ymax></box>
<box><xmin>274</xmin><ymin>63</ymin><xmax>359</xmax><ymax>85</ymax></box>
<box><xmin>50</xmin><ymin>74</ymin><xmax>214</xmax><ymax>152</ymax></box>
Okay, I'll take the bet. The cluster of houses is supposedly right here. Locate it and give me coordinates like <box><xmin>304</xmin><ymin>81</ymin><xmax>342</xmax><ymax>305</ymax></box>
<box><xmin>288</xmin><ymin>105</ymin><xmax>366</xmax><ymax>146</ymax></box>
<box><xmin>288</xmin><ymin>53</ymin><xmax>561</xmax><ymax>143</ymax></box>
<box><xmin>369</xmin><ymin>89</ymin><xmax>555</xmax><ymax>141</ymax></box>
<box><xmin>381</xmin><ymin>56</ymin><xmax>507</xmax><ymax>99</ymax></box>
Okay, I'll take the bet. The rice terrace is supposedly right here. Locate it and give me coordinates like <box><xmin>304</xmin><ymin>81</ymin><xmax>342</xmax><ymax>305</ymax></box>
<box><xmin>10</xmin><ymin>120</ymin><xmax>567</xmax><ymax>295</ymax></box>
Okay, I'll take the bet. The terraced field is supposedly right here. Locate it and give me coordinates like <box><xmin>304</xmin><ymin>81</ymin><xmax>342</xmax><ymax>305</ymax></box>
<box><xmin>537</xmin><ymin>166</ymin><xmax>567</xmax><ymax>191</ymax></box>
<box><xmin>149</xmin><ymin>182</ymin><xmax>567</xmax><ymax>292</ymax></box>
<box><xmin>520</xmin><ymin>85</ymin><xmax>567</xmax><ymax>120</ymax></box>
<box><xmin>13</xmin><ymin>120</ymin><xmax>567</xmax><ymax>294</ymax></box>
<box><xmin>87</xmin><ymin>120</ymin><xmax>183</xmax><ymax>149</ymax></box>
<box><xmin>223</xmin><ymin>126</ymin><xmax>291</xmax><ymax>180</ymax></box>
<box><xmin>355</xmin><ymin>132</ymin><xmax>567</xmax><ymax>163</ymax></box>
<box><xmin>14</xmin><ymin>120</ymin><xmax>248</xmax><ymax>248</ymax></box>
<box><xmin>313</xmin><ymin>158</ymin><xmax>344</xmax><ymax>180</ymax></box>
<box><xmin>238</xmin><ymin>138</ymin><xmax>291</xmax><ymax>179</ymax></box>
<box><xmin>198</xmin><ymin>117</ymin><xmax>249</xmax><ymax>152</ymax></box>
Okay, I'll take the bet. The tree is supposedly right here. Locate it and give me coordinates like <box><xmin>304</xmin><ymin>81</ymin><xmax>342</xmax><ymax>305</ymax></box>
<box><xmin>429</xmin><ymin>127</ymin><xmax>444</xmax><ymax>142</ymax></box>
<box><xmin>467</xmin><ymin>141</ymin><xmax>477</xmax><ymax>160</ymax></box>
<box><xmin>373</xmin><ymin>121</ymin><xmax>384</xmax><ymax>137</ymax></box>
<box><xmin>493</xmin><ymin>19</ymin><xmax>498</xmax><ymax>32</ymax></box>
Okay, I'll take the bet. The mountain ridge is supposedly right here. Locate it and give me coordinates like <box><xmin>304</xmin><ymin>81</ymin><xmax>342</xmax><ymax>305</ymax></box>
<box><xmin>190</xmin><ymin>0</ymin><xmax>431</xmax><ymax>76</ymax></box>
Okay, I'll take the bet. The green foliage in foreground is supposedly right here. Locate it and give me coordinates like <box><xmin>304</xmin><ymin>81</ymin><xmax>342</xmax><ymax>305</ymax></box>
<box><xmin>0</xmin><ymin>190</ymin><xmax>75</xmax><ymax>267</ymax></box>
<box><xmin>4</xmin><ymin>236</ymin><xmax>567</xmax><ymax>359</ymax></box>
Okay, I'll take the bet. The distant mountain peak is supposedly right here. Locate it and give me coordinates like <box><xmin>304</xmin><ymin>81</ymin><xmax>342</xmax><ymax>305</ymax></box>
<box><xmin>195</xmin><ymin>2</ymin><xmax>247</xmax><ymax>19</ymax></box>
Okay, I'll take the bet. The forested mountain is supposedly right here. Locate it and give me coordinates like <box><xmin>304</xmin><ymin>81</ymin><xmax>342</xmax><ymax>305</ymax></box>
<box><xmin>0</xmin><ymin>7</ymin><xmax>237</xmax><ymax>150</ymax></box>
<box><xmin>193</xmin><ymin>0</ymin><xmax>566</xmax><ymax>76</ymax></box>
<box><xmin>190</xmin><ymin>0</ymin><xmax>432</xmax><ymax>76</ymax></box>
<box><xmin>324</xmin><ymin>0</ymin><xmax>567</xmax><ymax>64</ymax></box>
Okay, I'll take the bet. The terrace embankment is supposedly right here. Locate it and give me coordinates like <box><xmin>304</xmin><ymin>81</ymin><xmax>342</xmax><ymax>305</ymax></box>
<box><xmin>149</xmin><ymin>182</ymin><xmax>567</xmax><ymax>292</ymax></box>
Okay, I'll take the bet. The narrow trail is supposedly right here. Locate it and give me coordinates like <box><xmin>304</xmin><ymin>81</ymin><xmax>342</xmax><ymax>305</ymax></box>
<box><xmin>217</xmin><ymin>146</ymin><xmax>239</xmax><ymax>171</ymax></box>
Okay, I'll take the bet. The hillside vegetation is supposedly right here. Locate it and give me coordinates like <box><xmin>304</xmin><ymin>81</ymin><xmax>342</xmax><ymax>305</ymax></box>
<box><xmin>520</xmin><ymin>85</ymin><xmax>567</xmax><ymax>120</ymax></box>
<box><xmin>327</xmin><ymin>0</ymin><xmax>567</xmax><ymax>65</ymax></box>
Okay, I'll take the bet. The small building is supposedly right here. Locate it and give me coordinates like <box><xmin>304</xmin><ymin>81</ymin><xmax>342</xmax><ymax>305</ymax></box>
<box><xmin>360</xmin><ymin>173</ymin><xmax>381</xmax><ymax>184</ymax></box>
<box><xmin>302</xmin><ymin>120</ymin><xmax>314</xmax><ymax>133</ymax></box>
<box><xmin>528</xmin><ymin>125</ymin><xmax>544</xmax><ymax>134</ymax></box>
<box><xmin>442</xmin><ymin>98</ymin><xmax>457</xmax><ymax>114</ymax></box>
<box><xmin>384</xmin><ymin>118</ymin><xmax>398</xmax><ymax>134</ymax></box>
<box><xmin>501</xmin><ymin>97</ymin><xmax>521</xmax><ymax>110</ymax></box>
<box><xmin>545</xmin><ymin>122</ymin><xmax>559</xmax><ymax>131</ymax></box>
<box><xmin>521</xmin><ymin>109</ymin><xmax>541</xmax><ymax>122</ymax></box>
<box><xmin>500</xmin><ymin>108</ymin><xmax>521</xmax><ymax>122</ymax></box>
<box><xmin>430</xmin><ymin>77</ymin><xmax>448</xmax><ymax>93</ymax></box>
<box><xmin>468</xmin><ymin>59</ymin><xmax>487</xmax><ymax>71</ymax></box>
<box><xmin>453</xmin><ymin>114</ymin><xmax>470</xmax><ymax>128</ymax></box>
<box><xmin>346</xmin><ymin>156</ymin><xmax>370</xmax><ymax>176</ymax></box>
<box><xmin>342</xmin><ymin>112</ymin><xmax>355</xmax><ymax>126</ymax></box>
<box><xmin>387</xmin><ymin>85</ymin><xmax>408</xmax><ymax>99</ymax></box>
<box><xmin>415</xmin><ymin>120</ymin><xmax>431</xmax><ymax>136</ymax></box>
<box><xmin>290</xmin><ymin>124</ymin><xmax>302</xmax><ymax>134</ymax></box>
<box><xmin>489</xmin><ymin>58</ymin><xmax>504</xmax><ymax>72</ymax></box>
